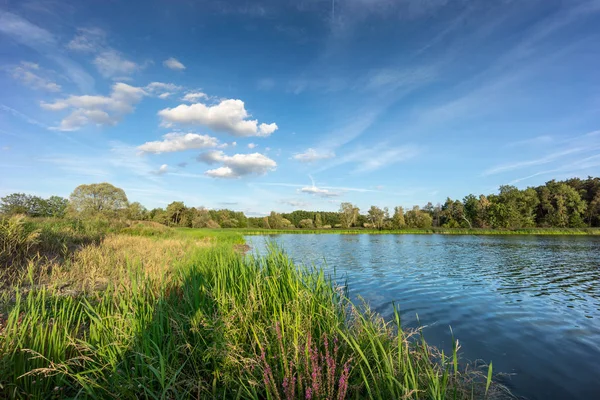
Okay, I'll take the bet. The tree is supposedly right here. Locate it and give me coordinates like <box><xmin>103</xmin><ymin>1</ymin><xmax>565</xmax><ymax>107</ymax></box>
<box><xmin>367</xmin><ymin>205</ymin><xmax>386</xmax><ymax>230</ymax></box>
<box><xmin>314</xmin><ymin>213</ymin><xmax>323</xmax><ymax>228</ymax></box>
<box><xmin>0</xmin><ymin>193</ymin><xmax>31</xmax><ymax>215</ymax></box>
<box><xmin>298</xmin><ymin>219</ymin><xmax>314</xmax><ymax>228</ymax></box>
<box><xmin>392</xmin><ymin>206</ymin><xmax>406</xmax><ymax>229</ymax></box>
<box><xmin>537</xmin><ymin>181</ymin><xmax>586</xmax><ymax>227</ymax></box>
<box><xmin>166</xmin><ymin>201</ymin><xmax>186</xmax><ymax>226</ymax></box>
<box><xmin>339</xmin><ymin>202</ymin><xmax>359</xmax><ymax>228</ymax></box>
<box><xmin>69</xmin><ymin>183</ymin><xmax>128</xmax><ymax>217</ymax></box>
<box><xmin>221</xmin><ymin>218</ymin><xmax>239</xmax><ymax>228</ymax></box>
<box><xmin>405</xmin><ymin>206</ymin><xmax>433</xmax><ymax>228</ymax></box>
<box><xmin>487</xmin><ymin>186</ymin><xmax>539</xmax><ymax>229</ymax></box>
<box><xmin>44</xmin><ymin>196</ymin><xmax>69</xmax><ymax>218</ymax></box>
<box><xmin>586</xmin><ymin>191</ymin><xmax>600</xmax><ymax>227</ymax></box>
<box><xmin>267</xmin><ymin>211</ymin><xmax>292</xmax><ymax>229</ymax></box>
<box><xmin>126</xmin><ymin>202</ymin><xmax>148</xmax><ymax>220</ymax></box>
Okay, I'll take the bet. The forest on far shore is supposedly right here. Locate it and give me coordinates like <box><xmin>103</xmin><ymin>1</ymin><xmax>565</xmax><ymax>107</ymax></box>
<box><xmin>2</xmin><ymin>177</ymin><xmax>600</xmax><ymax>230</ymax></box>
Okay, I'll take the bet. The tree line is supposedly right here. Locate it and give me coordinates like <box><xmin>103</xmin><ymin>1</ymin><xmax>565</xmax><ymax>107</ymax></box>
<box><xmin>2</xmin><ymin>177</ymin><xmax>600</xmax><ymax>229</ymax></box>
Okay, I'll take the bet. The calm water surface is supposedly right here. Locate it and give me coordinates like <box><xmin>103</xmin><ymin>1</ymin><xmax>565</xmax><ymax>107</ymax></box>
<box><xmin>245</xmin><ymin>234</ymin><xmax>600</xmax><ymax>400</ymax></box>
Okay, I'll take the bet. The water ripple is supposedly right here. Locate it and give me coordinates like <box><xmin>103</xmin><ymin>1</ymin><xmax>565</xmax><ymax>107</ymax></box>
<box><xmin>246</xmin><ymin>234</ymin><xmax>600</xmax><ymax>400</ymax></box>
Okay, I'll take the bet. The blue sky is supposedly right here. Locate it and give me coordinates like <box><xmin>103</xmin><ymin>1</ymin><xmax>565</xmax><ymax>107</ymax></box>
<box><xmin>1</xmin><ymin>0</ymin><xmax>599</xmax><ymax>215</ymax></box>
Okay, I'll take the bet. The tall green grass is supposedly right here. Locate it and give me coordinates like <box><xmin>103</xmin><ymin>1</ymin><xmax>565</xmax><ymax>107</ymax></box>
<box><xmin>0</xmin><ymin>234</ymin><xmax>507</xmax><ymax>399</ymax></box>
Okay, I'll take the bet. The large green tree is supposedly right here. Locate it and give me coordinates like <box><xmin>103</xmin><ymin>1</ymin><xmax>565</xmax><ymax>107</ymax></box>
<box><xmin>69</xmin><ymin>183</ymin><xmax>128</xmax><ymax>217</ymax></box>
<box><xmin>166</xmin><ymin>201</ymin><xmax>186</xmax><ymax>226</ymax></box>
<box><xmin>392</xmin><ymin>206</ymin><xmax>406</xmax><ymax>229</ymax></box>
<box><xmin>405</xmin><ymin>206</ymin><xmax>433</xmax><ymax>228</ymax></box>
<box><xmin>367</xmin><ymin>205</ymin><xmax>387</xmax><ymax>230</ymax></box>
<box><xmin>537</xmin><ymin>181</ymin><xmax>587</xmax><ymax>227</ymax></box>
<box><xmin>339</xmin><ymin>202</ymin><xmax>359</xmax><ymax>228</ymax></box>
<box><xmin>0</xmin><ymin>193</ymin><xmax>33</xmax><ymax>215</ymax></box>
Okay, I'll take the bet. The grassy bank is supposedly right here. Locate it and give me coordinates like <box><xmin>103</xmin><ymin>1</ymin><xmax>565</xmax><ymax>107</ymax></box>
<box><xmin>1</xmin><ymin>217</ymin><xmax>509</xmax><ymax>399</ymax></box>
<box><xmin>206</xmin><ymin>227</ymin><xmax>600</xmax><ymax>236</ymax></box>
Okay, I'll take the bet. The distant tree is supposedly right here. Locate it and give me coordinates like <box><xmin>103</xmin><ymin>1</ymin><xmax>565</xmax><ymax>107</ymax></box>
<box><xmin>392</xmin><ymin>206</ymin><xmax>406</xmax><ymax>229</ymax></box>
<box><xmin>267</xmin><ymin>211</ymin><xmax>291</xmax><ymax>229</ymax></box>
<box><xmin>487</xmin><ymin>186</ymin><xmax>539</xmax><ymax>229</ymax></box>
<box><xmin>68</xmin><ymin>183</ymin><xmax>128</xmax><ymax>217</ymax></box>
<box><xmin>537</xmin><ymin>181</ymin><xmax>586</xmax><ymax>227</ymax></box>
<box><xmin>367</xmin><ymin>205</ymin><xmax>386</xmax><ymax>230</ymax></box>
<box><xmin>165</xmin><ymin>201</ymin><xmax>186</xmax><ymax>226</ymax></box>
<box><xmin>298</xmin><ymin>218</ymin><xmax>314</xmax><ymax>229</ymax></box>
<box><xmin>422</xmin><ymin>202</ymin><xmax>434</xmax><ymax>217</ymax></box>
<box><xmin>0</xmin><ymin>193</ymin><xmax>31</xmax><ymax>215</ymax></box>
<box><xmin>339</xmin><ymin>202</ymin><xmax>359</xmax><ymax>228</ymax></box>
<box><xmin>44</xmin><ymin>196</ymin><xmax>69</xmax><ymax>218</ymax></box>
<box><xmin>463</xmin><ymin>194</ymin><xmax>479</xmax><ymax>227</ymax></box>
<box><xmin>126</xmin><ymin>202</ymin><xmax>148</xmax><ymax>220</ymax></box>
<box><xmin>586</xmin><ymin>191</ymin><xmax>600</xmax><ymax>227</ymax></box>
<box><xmin>262</xmin><ymin>216</ymin><xmax>271</xmax><ymax>229</ymax></box>
<box><xmin>405</xmin><ymin>206</ymin><xmax>433</xmax><ymax>228</ymax></box>
<box><xmin>441</xmin><ymin>198</ymin><xmax>469</xmax><ymax>228</ymax></box>
<box><xmin>180</xmin><ymin>207</ymin><xmax>196</xmax><ymax>227</ymax></box>
<box><xmin>314</xmin><ymin>213</ymin><xmax>323</xmax><ymax>228</ymax></box>
<box><xmin>221</xmin><ymin>218</ymin><xmax>239</xmax><ymax>228</ymax></box>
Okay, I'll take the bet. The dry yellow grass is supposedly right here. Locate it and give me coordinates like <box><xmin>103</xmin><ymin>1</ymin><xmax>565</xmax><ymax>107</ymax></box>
<box><xmin>25</xmin><ymin>234</ymin><xmax>212</xmax><ymax>293</ymax></box>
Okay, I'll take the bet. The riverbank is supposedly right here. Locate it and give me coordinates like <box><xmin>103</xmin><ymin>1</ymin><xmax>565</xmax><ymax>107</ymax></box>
<box><xmin>1</xmin><ymin>217</ymin><xmax>509</xmax><ymax>399</ymax></box>
<box><xmin>186</xmin><ymin>227</ymin><xmax>600</xmax><ymax>236</ymax></box>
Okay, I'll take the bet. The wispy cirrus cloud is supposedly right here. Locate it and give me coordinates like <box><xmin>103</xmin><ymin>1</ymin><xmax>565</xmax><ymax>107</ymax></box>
<box><xmin>9</xmin><ymin>61</ymin><xmax>61</xmax><ymax>92</ymax></box>
<box><xmin>280</xmin><ymin>199</ymin><xmax>310</xmax><ymax>208</ymax></box>
<box><xmin>93</xmin><ymin>49</ymin><xmax>141</xmax><ymax>79</ymax></box>
<box><xmin>151</xmin><ymin>164</ymin><xmax>169</xmax><ymax>175</ymax></box>
<box><xmin>66</xmin><ymin>25</ymin><xmax>147</xmax><ymax>79</ymax></box>
<box><xmin>0</xmin><ymin>9</ymin><xmax>94</xmax><ymax>92</ymax></box>
<box><xmin>509</xmin><ymin>153</ymin><xmax>600</xmax><ymax>184</ymax></box>
<box><xmin>163</xmin><ymin>57</ymin><xmax>186</xmax><ymax>71</ymax></box>
<box><xmin>482</xmin><ymin>147</ymin><xmax>589</xmax><ymax>176</ymax></box>
<box><xmin>1</xmin><ymin>104</ymin><xmax>49</xmax><ymax>129</ymax></box>
<box><xmin>67</xmin><ymin>27</ymin><xmax>106</xmax><ymax>52</ymax></box>
<box><xmin>316</xmin><ymin>143</ymin><xmax>421</xmax><ymax>174</ymax></box>
<box><xmin>292</xmin><ymin>148</ymin><xmax>335</xmax><ymax>163</ymax></box>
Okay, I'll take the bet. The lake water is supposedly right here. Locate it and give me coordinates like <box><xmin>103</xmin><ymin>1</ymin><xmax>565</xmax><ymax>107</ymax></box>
<box><xmin>245</xmin><ymin>234</ymin><xmax>600</xmax><ymax>400</ymax></box>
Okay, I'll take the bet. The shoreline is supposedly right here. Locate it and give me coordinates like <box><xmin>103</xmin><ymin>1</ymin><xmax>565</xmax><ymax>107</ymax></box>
<box><xmin>197</xmin><ymin>228</ymin><xmax>600</xmax><ymax>236</ymax></box>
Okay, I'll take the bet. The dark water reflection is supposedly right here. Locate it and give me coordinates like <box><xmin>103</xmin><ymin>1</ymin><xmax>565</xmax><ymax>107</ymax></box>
<box><xmin>245</xmin><ymin>234</ymin><xmax>600</xmax><ymax>400</ymax></box>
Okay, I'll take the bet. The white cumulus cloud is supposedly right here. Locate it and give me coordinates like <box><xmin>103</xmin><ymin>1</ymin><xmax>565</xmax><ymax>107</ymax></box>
<box><xmin>158</xmin><ymin>99</ymin><xmax>278</xmax><ymax>137</ymax></box>
<box><xmin>293</xmin><ymin>148</ymin><xmax>335</xmax><ymax>162</ymax></box>
<box><xmin>41</xmin><ymin>82</ymin><xmax>146</xmax><ymax>131</ymax></box>
<box><xmin>248</xmin><ymin>143</ymin><xmax>257</xmax><ymax>149</ymax></box>
<box><xmin>164</xmin><ymin>57</ymin><xmax>186</xmax><ymax>70</ymax></box>
<box><xmin>197</xmin><ymin>150</ymin><xmax>277</xmax><ymax>178</ymax></box>
<box><xmin>138</xmin><ymin>132</ymin><xmax>219</xmax><ymax>154</ymax></box>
